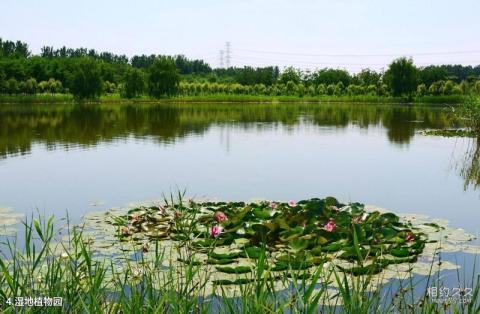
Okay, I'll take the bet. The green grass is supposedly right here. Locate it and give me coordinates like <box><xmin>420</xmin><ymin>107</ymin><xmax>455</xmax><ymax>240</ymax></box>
<box><xmin>0</xmin><ymin>94</ymin><xmax>74</xmax><ymax>104</ymax></box>
<box><xmin>0</xmin><ymin>210</ymin><xmax>478</xmax><ymax>313</ymax></box>
<box><xmin>0</xmin><ymin>93</ymin><xmax>472</xmax><ymax>105</ymax></box>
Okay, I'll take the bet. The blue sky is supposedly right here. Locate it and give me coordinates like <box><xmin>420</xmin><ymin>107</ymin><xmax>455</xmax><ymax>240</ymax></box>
<box><xmin>1</xmin><ymin>0</ymin><xmax>480</xmax><ymax>72</ymax></box>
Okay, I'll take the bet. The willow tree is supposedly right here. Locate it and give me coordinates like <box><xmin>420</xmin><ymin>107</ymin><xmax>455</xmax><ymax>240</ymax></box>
<box><xmin>25</xmin><ymin>78</ymin><xmax>38</xmax><ymax>94</ymax></box>
<box><xmin>124</xmin><ymin>68</ymin><xmax>145</xmax><ymax>98</ymax></box>
<box><xmin>279</xmin><ymin>67</ymin><xmax>301</xmax><ymax>85</ymax></box>
<box><xmin>148</xmin><ymin>57</ymin><xmax>180</xmax><ymax>98</ymax></box>
<box><xmin>69</xmin><ymin>58</ymin><xmax>103</xmax><ymax>100</ymax></box>
<box><xmin>384</xmin><ymin>57</ymin><xmax>418</xmax><ymax>97</ymax></box>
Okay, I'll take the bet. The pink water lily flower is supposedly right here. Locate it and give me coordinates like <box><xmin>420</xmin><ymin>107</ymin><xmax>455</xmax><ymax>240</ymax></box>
<box><xmin>269</xmin><ymin>201</ymin><xmax>278</xmax><ymax>209</ymax></box>
<box><xmin>324</xmin><ymin>219</ymin><xmax>336</xmax><ymax>232</ymax></box>
<box><xmin>210</xmin><ymin>225</ymin><xmax>223</xmax><ymax>238</ymax></box>
<box><xmin>288</xmin><ymin>200</ymin><xmax>297</xmax><ymax>207</ymax></box>
<box><xmin>121</xmin><ymin>226</ymin><xmax>131</xmax><ymax>235</ymax></box>
<box><xmin>214</xmin><ymin>211</ymin><xmax>228</xmax><ymax>222</ymax></box>
<box><xmin>406</xmin><ymin>232</ymin><xmax>415</xmax><ymax>242</ymax></box>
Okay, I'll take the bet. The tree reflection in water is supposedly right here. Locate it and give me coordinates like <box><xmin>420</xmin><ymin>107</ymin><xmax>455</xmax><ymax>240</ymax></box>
<box><xmin>0</xmin><ymin>102</ymin><xmax>459</xmax><ymax>159</ymax></box>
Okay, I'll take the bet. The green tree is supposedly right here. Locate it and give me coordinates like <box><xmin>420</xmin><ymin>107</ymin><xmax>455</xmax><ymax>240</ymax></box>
<box><xmin>346</xmin><ymin>84</ymin><xmax>360</xmax><ymax>95</ymax></box>
<box><xmin>384</xmin><ymin>57</ymin><xmax>418</xmax><ymax>97</ymax></box>
<box><xmin>317</xmin><ymin>84</ymin><xmax>326</xmax><ymax>95</ymax></box>
<box><xmin>253</xmin><ymin>83</ymin><xmax>266</xmax><ymax>95</ymax></box>
<box><xmin>19</xmin><ymin>81</ymin><xmax>26</xmax><ymax>94</ymax></box>
<box><xmin>124</xmin><ymin>68</ymin><xmax>146</xmax><ymax>98</ymax></box>
<box><xmin>326</xmin><ymin>84</ymin><xmax>335</xmax><ymax>95</ymax></box>
<box><xmin>334</xmin><ymin>82</ymin><xmax>344</xmax><ymax>95</ymax></box>
<box><xmin>25</xmin><ymin>78</ymin><xmax>38</xmax><ymax>94</ymax></box>
<box><xmin>418</xmin><ymin>66</ymin><xmax>448</xmax><ymax>86</ymax></box>
<box><xmin>311</xmin><ymin>68</ymin><xmax>351</xmax><ymax>86</ymax></box>
<box><xmin>103</xmin><ymin>81</ymin><xmax>117</xmax><ymax>94</ymax></box>
<box><xmin>452</xmin><ymin>85</ymin><xmax>463</xmax><ymax>95</ymax></box>
<box><xmin>6</xmin><ymin>78</ymin><xmax>19</xmax><ymax>94</ymax></box>
<box><xmin>0</xmin><ymin>69</ymin><xmax>6</xmax><ymax>93</ymax></box>
<box><xmin>416</xmin><ymin>83</ymin><xmax>426</xmax><ymax>96</ymax></box>
<box><xmin>442</xmin><ymin>80</ymin><xmax>455</xmax><ymax>95</ymax></box>
<box><xmin>285</xmin><ymin>81</ymin><xmax>298</xmax><ymax>95</ymax></box>
<box><xmin>297</xmin><ymin>83</ymin><xmax>305</xmax><ymax>97</ymax></box>
<box><xmin>355</xmin><ymin>69</ymin><xmax>381</xmax><ymax>86</ymax></box>
<box><xmin>38</xmin><ymin>80</ymin><xmax>49</xmax><ymax>93</ymax></box>
<box><xmin>279</xmin><ymin>67</ymin><xmax>301</xmax><ymax>85</ymax></box>
<box><xmin>475</xmin><ymin>81</ymin><xmax>480</xmax><ymax>95</ymax></box>
<box><xmin>378</xmin><ymin>84</ymin><xmax>389</xmax><ymax>96</ymax></box>
<box><xmin>428</xmin><ymin>81</ymin><xmax>443</xmax><ymax>96</ymax></box>
<box><xmin>366</xmin><ymin>84</ymin><xmax>376</xmax><ymax>95</ymax></box>
<box><xmin>70</xmin><ymin>58</ymin><xmax>103</xmax><ymax>100</ymax></box>
<box><xmin>459</xmin><ymin>81</ymin><xmax>470</xmax><ymax>95</ymax></box>
<box><xmin>148</xmin><ymin>57</ymin><xmax>180</xmax><ymax>98</ymax></box>
<box><xmin>47</xmin><ymin>78</ymin><xmax>62</xmax><ymax>94</ymax></box>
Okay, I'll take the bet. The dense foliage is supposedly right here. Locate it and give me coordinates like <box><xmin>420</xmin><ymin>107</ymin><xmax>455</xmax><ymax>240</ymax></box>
<box><xmin>147</xmin><ymin>57</ymin><xmax>180</xmax><ymax>98</ymax></box>
<box><xmin>69</xmin><ymin>58</ymin><xmax>103</xmax><ymax>99</ymax></box>
<box><xmin>1</xmin><ymin>38</ymin><xmax>479</xmax><ymax>100</ymax></box>
<box><xmin>112</xmin><ymin>198</ymin><xmax>430</xmax><ymax>278</ymax></box>
<box><xmin>384</xmin><ymin>58</ymin><xmax>418</xmax><ymax>97</ymax></box>
<box><xmin>1</xmin><ymin>207</ymin><xmax>478</xmax><ymax>313</ymax></box>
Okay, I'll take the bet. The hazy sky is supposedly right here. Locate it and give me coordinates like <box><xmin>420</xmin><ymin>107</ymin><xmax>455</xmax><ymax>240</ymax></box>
<box><xmin>1</xmin><ymin>0</ymin><xmax>480</xmax><ymax>72</ymax></box>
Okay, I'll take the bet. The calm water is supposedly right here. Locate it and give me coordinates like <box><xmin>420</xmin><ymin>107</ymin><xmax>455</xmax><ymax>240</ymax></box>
<box><xmin>0</xmin><ymin>102</ymin><xmax>479</xmax><ymax>237</ymax></box>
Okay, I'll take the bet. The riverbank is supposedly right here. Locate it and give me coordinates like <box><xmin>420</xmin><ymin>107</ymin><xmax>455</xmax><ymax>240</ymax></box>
<box><xmin>0</xmin><ymin>93</ymin><xmax>469</xmax><ymax>105</ymax></box>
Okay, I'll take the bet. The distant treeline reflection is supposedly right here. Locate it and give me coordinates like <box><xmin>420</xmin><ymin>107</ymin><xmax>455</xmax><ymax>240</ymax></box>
<box><xmin>0</xmin><ymin>103</ymin><xmax>461</xmax><ymax>158</ymax></box>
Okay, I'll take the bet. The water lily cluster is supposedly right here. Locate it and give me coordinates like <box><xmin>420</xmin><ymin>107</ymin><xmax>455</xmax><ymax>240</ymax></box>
<box><xmin>109</xmin><ymin>197</ymin><xmax>430</xmax><ymax>279</ymax></box>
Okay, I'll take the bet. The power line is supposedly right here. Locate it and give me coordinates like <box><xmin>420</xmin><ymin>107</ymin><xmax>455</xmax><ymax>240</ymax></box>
<box><xmin>232</xmin><ymin>55</ymin><xmax>480</xmax><ymax>67</ymax></box>
<box><xmin>235</xmin><ymin>48</ymin><xmax>480</xmax><ymax>58</ymax></box>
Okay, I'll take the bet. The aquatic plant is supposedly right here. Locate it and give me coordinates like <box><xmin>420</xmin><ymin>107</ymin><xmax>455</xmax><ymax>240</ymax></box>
<box><xmin>1</xmin><ymin>200</ymin><xmax>479</xmax><ymax>313</ymax></box>
<box><xmin>108</xmin><ymin>197</ymin><xmax>432</xmax><ymax>279</ymax></box>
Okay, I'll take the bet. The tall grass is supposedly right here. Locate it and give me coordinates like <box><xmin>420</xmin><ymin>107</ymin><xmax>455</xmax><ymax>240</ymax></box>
<box><xmin>0</xmin><ymin>93</ymin><xmax>470</xmax><ymax>105</ymax></box>
<box><xmin>456</xmin><ymin>97</ymin><xmax>480</xmax><ymax>134</ymax></box>
<box><xmin>0</xmin><ymin>94</ymin><xmax>74</xmax><ymax>104</ymax></box>
<box><xmin>0</xmin><ymin>213</ymin><xmax>478</xmax><ymax>313</ymax></box>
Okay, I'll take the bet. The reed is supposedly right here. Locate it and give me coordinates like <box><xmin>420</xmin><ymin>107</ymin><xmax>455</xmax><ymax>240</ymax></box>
<box><xmin>0</xmin><ymin>211</ymin><xmax>478</xmax><ymax>313</ymax></box>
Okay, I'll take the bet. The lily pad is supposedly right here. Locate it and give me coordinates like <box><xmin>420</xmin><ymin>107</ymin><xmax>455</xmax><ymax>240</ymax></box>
<box><xmin>74</xmin><ymin>197</ymin><xmax>480</xmax><ymax>292</ymax></box>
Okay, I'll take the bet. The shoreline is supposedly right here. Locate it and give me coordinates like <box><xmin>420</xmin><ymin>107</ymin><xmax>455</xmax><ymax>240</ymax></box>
<box><xmin>0</xmin><ymin>94</ymin><xmax>468</xmax><ymax>106</ymax></box>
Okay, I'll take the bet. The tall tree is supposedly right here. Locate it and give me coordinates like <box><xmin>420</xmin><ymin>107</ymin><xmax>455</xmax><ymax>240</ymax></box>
<box><xmin>148</xmin><ymin>57</ymin><xmax>180</xmax><ymax>98</ymax></box>
<box><xmin>355</xmin><ymin>69</ymin><xmax>381</xmax><ymax>86</ymax></box>
<box><xmin>384</xmin><ymin>57</ymin><xmax>418</xmax><ymax>97</ymax></box>
<box><xmin>418</xmin><ymin>66</ymin><xmax>448</xmax><ymax>86</ymax></box>
<box><xmin>124</xmin><ymin>68</ymin><xmax>146</xmax><ymax>98</ymax></box>
<box><xmin>0</xmin><ymin>69</ymin><xmax>5</xmax><ymax>92</ymax></box>
<box><xmin>69</xmin><ymin>58</ymin><xmax>103</xmax><ymax>99</ymax></box>
<box><xmin>311</xmin><ymin>68</ymin><xmax>351</xmax><ymax>86</ymax></box>
<box><xmin>278</xmin><ymin>67</ymin><xmax>301</xmax><ymax>84</ymax></box>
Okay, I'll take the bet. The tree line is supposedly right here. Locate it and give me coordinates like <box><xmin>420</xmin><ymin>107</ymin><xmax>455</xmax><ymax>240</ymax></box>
<box><xmin>1</xmin><ymin>38</ymin><xmax>480</xmax><ymax>100</ymax></box>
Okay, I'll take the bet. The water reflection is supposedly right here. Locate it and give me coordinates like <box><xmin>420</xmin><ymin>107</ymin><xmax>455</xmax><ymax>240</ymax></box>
<box><xmin>0</xmin><ymin>102</ymin><xmax>460</xmax><ymax>159</ymax></box>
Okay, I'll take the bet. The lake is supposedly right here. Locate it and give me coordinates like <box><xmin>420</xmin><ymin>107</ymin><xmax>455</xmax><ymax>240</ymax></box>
<box><xmin>0</xmin><ymin>102</ymin><xmax>479</xmax><ymax>238</ymax></box>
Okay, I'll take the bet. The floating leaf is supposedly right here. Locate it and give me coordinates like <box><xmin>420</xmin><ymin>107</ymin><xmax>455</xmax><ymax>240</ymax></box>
<box><xmin>216</xmin><ymin>266</ymin><xmax>252</xmax><ymax>274</ymax></box>
<box><xmin>240</xmin><ymin>246</ymin><xmax>263</xmax><ymax>259</ymax></box>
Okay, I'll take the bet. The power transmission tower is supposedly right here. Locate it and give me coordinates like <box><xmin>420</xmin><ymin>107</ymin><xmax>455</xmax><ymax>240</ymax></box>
<box><xmin>219</xmin><ymin>50</ymin><xmax>224</xmax><ymax>68</ymax></box>
<box><xmin>225</xmin><ymin>42</ymin><xmax>231</xmax><ymax>68</ymax></box>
